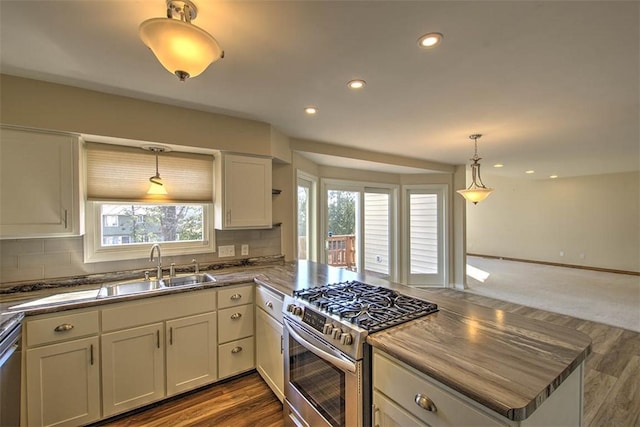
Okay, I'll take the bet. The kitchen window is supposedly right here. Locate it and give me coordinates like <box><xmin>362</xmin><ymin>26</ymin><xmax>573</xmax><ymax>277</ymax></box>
<box><xmin>84</xmin><ymin>142</ymin><xmax>215</xmax><ymax>263</ymax></box>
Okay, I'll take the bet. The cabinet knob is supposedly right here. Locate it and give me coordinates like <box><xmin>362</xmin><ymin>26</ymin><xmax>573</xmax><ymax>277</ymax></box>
<box><xmin>231</xmin><ymin>346</ymin><xmax>243</xmax><ymax>354</ymax></box>
<box><xmin>230</xmin><ymin>293</ymin><xmax>242</xmax><ymax>300</ymax></box>
<box><xmin>230</xmin><ymin>312</ymin><xmax>242</xmax><ymax>320</ymax></box>
<box><xmin>54</xmin><ymin>323</ymin><xmax>74</xmax><ymax>332</ymax></box>
<box><xmin>265</xmin><ymin>301</ymin><xmax>274</xmax><ymax>309</ymax></box>
<box><xmin>414</xmin><ymin>394</ymin><xmax>437</xmax><ymax>412</ymax></box>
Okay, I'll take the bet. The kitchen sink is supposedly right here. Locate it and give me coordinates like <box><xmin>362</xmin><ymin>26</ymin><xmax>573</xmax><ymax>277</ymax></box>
<box><xmin>162</xmin><ymin>273</ymin><xmax>216</xmax><ymax>287</ymax></box>
<box><xmin>97</xmin><ymin>273</ymin><xmax>216</xmax><ymax>298</ymax></box>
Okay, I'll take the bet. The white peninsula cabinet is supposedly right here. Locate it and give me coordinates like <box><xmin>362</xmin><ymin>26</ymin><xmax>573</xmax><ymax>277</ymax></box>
<box><xmin>373</xmin><ymin>349</ymin><xmax>583</xmax><ymax>427</ymax></box>
<box><xmin>25</xmin><ymin>309</ymin><xmax>101</xmax><ymax>427</ymax></box>
<box><xmin>0</xmin><ymin>126</ymin><xmax>83</xmax><ymax>239</ymax></box>
<box><xmin>214</xmin><ymin>153</ymin><xmax>272</xmax><ymax>229</ymax></box>
<box><xmin>255</xmin><ymin>284</ymin><xmax>285</xmax><ymax>401</ymax></box>
<box><xmin>101</xmin><ymin>290</ymin><xmax>217</xmax><ymax>417</ymax></box>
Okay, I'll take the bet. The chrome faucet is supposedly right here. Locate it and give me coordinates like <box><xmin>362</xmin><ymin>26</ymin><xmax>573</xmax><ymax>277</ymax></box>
<box><xmin>192</xmin><ymin>258</ymin><xmax>200</xmax><ymax>274</ymax></box>
<box><xmin>149</xmin><ymin>244</ymin><xmax>162</xmax><ymax>280</ymax></box>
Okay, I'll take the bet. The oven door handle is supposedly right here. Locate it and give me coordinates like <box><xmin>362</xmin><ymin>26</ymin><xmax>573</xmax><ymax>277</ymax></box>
<box><xmin>285</xmin><ymin>319</ymin><xmax>357</xmax><ymax>374</ymax></box>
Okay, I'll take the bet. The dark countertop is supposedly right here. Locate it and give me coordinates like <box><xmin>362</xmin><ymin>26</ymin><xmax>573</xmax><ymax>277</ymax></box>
<box><xmin>2</xmin><ymin>260</ymin><xmax>591</xmax><ymax>422</ymax></box>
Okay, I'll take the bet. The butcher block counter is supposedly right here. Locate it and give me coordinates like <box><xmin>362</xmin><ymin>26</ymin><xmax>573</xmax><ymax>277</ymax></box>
<box><xmin>3</xmin><ymin>259</ymin><xmax>591</xmax><ymax>423</ymax></box>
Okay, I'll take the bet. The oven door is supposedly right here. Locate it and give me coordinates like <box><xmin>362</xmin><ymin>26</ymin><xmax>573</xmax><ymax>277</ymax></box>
<box><xmin>283</xmin><ymin>318</ymin><xmax>362</xmax><ymax>427</ymax></box>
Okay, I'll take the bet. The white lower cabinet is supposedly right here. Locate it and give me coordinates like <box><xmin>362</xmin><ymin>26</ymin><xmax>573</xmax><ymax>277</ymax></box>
<box><xmin>26</xmin><ymin>336</ymin><xmax>101</xmax><ymax>427</ymax></box>
<box><xmin>217</xmin><ymin>284</ymin><xmax>255</xmax><ymax>379</ymax></box>
<box><xmin>101</xmin><ymin>323</ymin><xmax>165</xmax><ymax>417</ymax></box>
<box><xmin>166</xmin><ymin>312</ymin><xmax>218</xmax><ymax>396</ymax></box>
<box><xmin>255</xmin><ymin>284</ymin><xmax>284</xmax><ymax>401</ymax></box>
<box><xmin>373</xmin><ymin>349</ymin><xmax>508</xmax><ymax>427</ymax></box>
<box><xmin>373</xmin><ymin>349</ymin><xmax>584</xmax><ymax>427</ymax></box>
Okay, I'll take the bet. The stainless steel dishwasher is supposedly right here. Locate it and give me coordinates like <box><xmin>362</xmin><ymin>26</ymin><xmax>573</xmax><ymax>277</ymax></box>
<box><xmin>0</xmin><ymin>312</ymin><xmax>23</xmax><ymax>427</ymax></box>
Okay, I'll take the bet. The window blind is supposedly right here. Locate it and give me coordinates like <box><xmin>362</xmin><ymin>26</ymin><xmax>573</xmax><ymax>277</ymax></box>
<box><xmin>86</xmin><ymin>142</ymin><xmax>213</xmax><ymax>202</ymax></box>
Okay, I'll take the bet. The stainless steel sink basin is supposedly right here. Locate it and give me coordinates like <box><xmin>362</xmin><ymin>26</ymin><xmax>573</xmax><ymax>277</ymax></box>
<box><xmin>97</xmin><ymin>273</ymin><xmax>216</xmax><ymax>298</ymax></box>
<box><xmin>163</xmin><ymin>273</ymin><xmax>216</xmax><ymax>287</ymax></box>
<box><xmin>98</xmin><ymin>280</ymin><xmax>165</xmax><ymax>298</ymax></box>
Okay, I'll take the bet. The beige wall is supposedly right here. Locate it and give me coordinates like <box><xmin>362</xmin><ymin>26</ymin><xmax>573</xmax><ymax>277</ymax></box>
<box><xmin>467</xmin><ymin>171</ymin><xmax>640</xmax><ymax>272</ymax></box>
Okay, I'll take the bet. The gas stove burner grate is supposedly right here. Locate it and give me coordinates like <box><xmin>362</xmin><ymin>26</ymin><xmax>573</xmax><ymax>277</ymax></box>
<box><xmin>293</xmin><ymin>280</ymin><xmax>438</xmax><ymax>332</ymax></box>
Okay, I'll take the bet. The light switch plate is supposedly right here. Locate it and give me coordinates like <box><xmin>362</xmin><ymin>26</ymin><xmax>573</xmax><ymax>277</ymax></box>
<box><xmin>218</xmin><ymin>245</ymin><xmax>235</xmax><ymax>257</ymax></box>
<box><xmin>241</xmin><ymin>244</ymin><xmax>249</xmax><ymax>256</ymax></box>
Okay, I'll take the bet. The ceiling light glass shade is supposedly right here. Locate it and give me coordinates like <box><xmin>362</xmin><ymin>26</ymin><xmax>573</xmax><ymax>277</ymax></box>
<box><xmin>148</xmin><ymin>176</ymin><xmax>168</xmax><ymax>195</ymax></box>
<box><xmin>139</xmin><ymin>18</ymin><xmax>223</xmax><ymax>80</ymax></box>
<box><xmin>457</xmin><ymin>187</ymin><xmax>493</xmax><ymax>204</ymax></box>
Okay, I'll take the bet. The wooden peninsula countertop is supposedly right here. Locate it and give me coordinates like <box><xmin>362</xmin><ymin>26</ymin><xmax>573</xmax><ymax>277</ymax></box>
<box><xmin>3</xmin><ymin>260</ymin><xmax>591</xmax><ymax>421</ymax></box>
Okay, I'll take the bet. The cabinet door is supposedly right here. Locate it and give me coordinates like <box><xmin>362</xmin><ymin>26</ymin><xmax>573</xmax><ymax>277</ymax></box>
<box><xmin>215</xmin><ymin>154</ymin><xmax>272</xmax><ymax>229</ymax></box>
<box><xmin>166</xmin><ymin>312</ymin><xmax>218</xmax><ymax>396</ymax></box>
<box><xmin>0</xmin><ymin>127</ymin><xmax>82</xmax><ymax>238</ymax></box>
<box><xmin>373</xmin><ymin>391</ymin><xmax>428</xmax><ymax>427</ymax></box>
<box><xmin>101</xmin><ymin>323</ymin><xmax>165</xmax><ymax>417</ymax></box>
<box><xmin>26</xmin><ymin>336</ymin><xmax>100</xmax><ymax>427</ymax></box>
<box><xmin>255</xmin><ymin>308</ymin><xmax>284</xmax><ymax>401</ymax></box>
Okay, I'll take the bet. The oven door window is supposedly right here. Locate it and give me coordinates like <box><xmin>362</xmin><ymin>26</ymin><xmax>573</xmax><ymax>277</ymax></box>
<box><xmin>289</xmin><ymin>335</ymin><xmax>345</xmax><ymax>427</ymax></box>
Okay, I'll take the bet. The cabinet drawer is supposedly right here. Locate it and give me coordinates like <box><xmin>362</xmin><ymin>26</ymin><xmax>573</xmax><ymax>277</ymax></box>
<box><xmin>27</xmin><ymin>310</ymin><xmax>99</xmax><ymax>347</ymax></box>
<box><xmin>373</xmin><ymin>351</ymin><xmax>507</xmax><ymax>427</ymax></box>
<box><xmin>218</xmin><ymin>336</ymin><xmax>254</xmax><ymax>379</ymax></box>
<box><xmin>256</xmin><ymin>285</ymin><xmax>284</xmax><ymax>323</ymax></box>
<box><xmin>218</xmin><ymin>284</ymin><xmax>253</xmax><ymax>309</ymax></box>
<box><xmin>218</xmin><ymin>304</ymin><xmax>254</xmax><ymax>343</ymax></box>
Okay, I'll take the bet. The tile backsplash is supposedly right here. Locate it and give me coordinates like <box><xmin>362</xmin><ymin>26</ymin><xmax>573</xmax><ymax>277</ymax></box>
<box><xmin>0</xmin><ymin>227</ymin><xmax>281</xmax><ymax>289</ymax></box>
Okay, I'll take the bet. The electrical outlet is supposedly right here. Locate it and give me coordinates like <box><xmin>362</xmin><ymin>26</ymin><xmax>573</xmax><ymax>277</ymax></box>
<box><xmin>241</xmin><ymin>244</ymin><xmax>249</xmax><ymax>256</ymax></box>
<box><xmin>559</xmin><ymin>251</ymin><xmax>564</xmax><ymax>257</ymax></box>
<box><xmin>218</xmin><ymin>245</ymin><xmax>235</xmax><ymax>257</ymax></box>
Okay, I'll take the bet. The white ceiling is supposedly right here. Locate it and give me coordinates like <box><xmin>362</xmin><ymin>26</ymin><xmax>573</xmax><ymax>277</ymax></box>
<box><xmin>1</xmin><ymin>1</ymin><xmax>638</xmax><ymax>178</ymax></box>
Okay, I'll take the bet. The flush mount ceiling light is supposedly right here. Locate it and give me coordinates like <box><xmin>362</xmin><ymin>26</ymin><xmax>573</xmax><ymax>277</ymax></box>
<box><xmin>139</xmin><ymin>0</ymin><xmax>224</xmax><ymax>81</ymax></box>
<box><xmin>347</xmin><ymin>79</ymin><xmax>366</xmax><ymax>90</ymax></box>
<box><xmin>143</xmin><ymin>145</ymin><xmax>171</xmax><ymax>195</ymax></box>
<box><xmin>304</xmin><ymin>106</ymin><xmax>318</xmax><ymax>115</ymax></box>
<box><xmin>457</xmin><ymin>134</ymin><xmax>494</xmax><ymax>204</ymax></box>
<box><xmin>417</xmin><ymin>32</ymin><xmax>443</xmax><ymax>48</ymax></box>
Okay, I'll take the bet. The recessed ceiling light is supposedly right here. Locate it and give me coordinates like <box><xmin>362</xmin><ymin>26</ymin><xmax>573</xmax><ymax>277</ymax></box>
<box><xmin>525</xmin><ymin>170</ymin><xmax>535</xmax><ymax>174</ymax></box>
<box><xmin>304</xmin><ymin>106</ymin><xmax>318</xmax><ymax>115</ymax></box>
<box><xmin>347</xmin><ymin>79</ymin><xmax>366</xmax><ymax>90</ymax></box>
<box><xmin>493</xmin><ymin>163</ymin><xmax>504</xmax><ymax>168</ymax></box>
<box><xmin>550</xmin><ymin>175</ymin><xmax>559</xmax><ymax>179</ymax></box>
<box><xmin>417</xmin><ymin>32</ymin><xmax>443</xmax><ymax>48</ymax></box>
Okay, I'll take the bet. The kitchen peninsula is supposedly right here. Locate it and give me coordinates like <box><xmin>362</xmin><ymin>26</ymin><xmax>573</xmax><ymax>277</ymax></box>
<box><xmin>2</xmin><ymin>260</ymin><xmax>591</xmax><ymax>426</ymax></box>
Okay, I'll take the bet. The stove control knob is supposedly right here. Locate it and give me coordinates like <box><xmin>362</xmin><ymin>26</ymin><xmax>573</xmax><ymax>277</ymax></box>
<box><xmin>340</xmin><ymin>333</ymin><xmax>353</xmax><ymax>346</ymax></box>
<box><xmin>323</xmin><ymin>324</ymin><xmax>333</xmax><ymax>335</ymax></box>
<box><xmin>331</xmin><ymin>328</ymin><xmax>343</xmax><ymax>340</ymax></box>
<box><xmin>292</xmin><ymin>306</ymin><xmax>303</xmax><ymax>316</ymax></box>
<box><xmin>286</xmin><ymin>304</ymin><xmax>296</xmax><ymax>313</ymax></box>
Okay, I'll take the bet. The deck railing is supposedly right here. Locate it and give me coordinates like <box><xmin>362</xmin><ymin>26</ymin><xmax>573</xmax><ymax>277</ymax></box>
<box><xmin>326</xmin><ymin>234</ymin><xmax>356</xmax><ymax>270</ymax></box>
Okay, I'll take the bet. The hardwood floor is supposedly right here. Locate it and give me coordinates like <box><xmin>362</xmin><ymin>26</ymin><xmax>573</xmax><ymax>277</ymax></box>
<box><xmin>95</xmin><ymin>372</ymin><xmax>284</xmax><ymax>427</ymax></box>
<box><xmin>96</xmin><ymin>291</ymin><xmax>639</xmax><ymax>427</ymax></box>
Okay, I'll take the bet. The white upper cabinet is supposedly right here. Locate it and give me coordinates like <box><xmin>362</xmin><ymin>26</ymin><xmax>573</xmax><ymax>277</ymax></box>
<box><xmin>214</xmin><ymin>153</ymin><xmax>272</xmax><ymax>229</ymax></box>
<box><xmin>0</xmin><ymin>126</ymin><xmax>83</xmax><ymax>239</ymax></box>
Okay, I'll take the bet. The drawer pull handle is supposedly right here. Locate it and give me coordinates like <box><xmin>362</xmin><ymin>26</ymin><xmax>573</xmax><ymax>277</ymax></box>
<box><xmin>415</xmin><ymin>394</ymin><xmax>437</xmax><ymax>412</ymax></box>
<box><xmin>230</xmin><ymin>293</ymin><xmax>242</xmax><ymax>301</ymax></box>
<box><xmin>54</xmin><ymin>323</ymin><xmax>74</xmax><ymax>332</ymax></box>
<box><xmin>230</xmin><ymin>312</ymin><xmax>242</xmax><ymax>320</ymax></box>
<box><xmin>231</xmin><ymin>346</ymin><xmax>243</xmax><ymax>354</ymax></box>
<box><xmin>265</xmin><ymin>301</ymin><xmax>274</xmax><ymax>309</ymax></box>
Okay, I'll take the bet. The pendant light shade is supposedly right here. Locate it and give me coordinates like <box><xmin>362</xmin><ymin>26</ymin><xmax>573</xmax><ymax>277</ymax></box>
<box><xmin>139</xmin><ymin>0</ymin><xmax>223</xmax><ymax>81</ymax></box>
<box><xmin>457</xmin><ymin>134</ymin><xmax>494</xmax><ymax>204</ymax></box>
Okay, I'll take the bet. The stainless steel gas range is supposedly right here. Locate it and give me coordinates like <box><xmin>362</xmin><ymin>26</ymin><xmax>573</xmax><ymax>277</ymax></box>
<box><xmin>282</xmin><ymin>280</ymin><xmax>438</xmax><ymax>427</ymax></box>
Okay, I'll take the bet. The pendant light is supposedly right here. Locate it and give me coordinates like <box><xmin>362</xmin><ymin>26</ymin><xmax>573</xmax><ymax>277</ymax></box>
<box><xmin>139</xmin><ymin>0</ymin><xmax>224</xmax><ymax>81</ymax></box>
<box><xmin>457</xmin><ymin>134</ymin><xmax>494</xmax><ymax>204</ymax></box>
<box><xmin>145</xmin><ymin>146</ymin><xmax>168</xmax><ymax>195</ymax></box>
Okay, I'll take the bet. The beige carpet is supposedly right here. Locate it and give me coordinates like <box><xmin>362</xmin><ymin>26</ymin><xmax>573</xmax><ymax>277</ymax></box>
<box><xmin>465</xmin><ymin>256</ymin><xmax>640</xmax><ymax>332</ymax></box>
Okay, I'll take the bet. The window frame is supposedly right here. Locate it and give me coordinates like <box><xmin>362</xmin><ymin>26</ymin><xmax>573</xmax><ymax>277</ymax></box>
<box><xmin>84</xmin><ymin>201</ymin><xmax>215</xmax><ymax>263</ymax></box>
